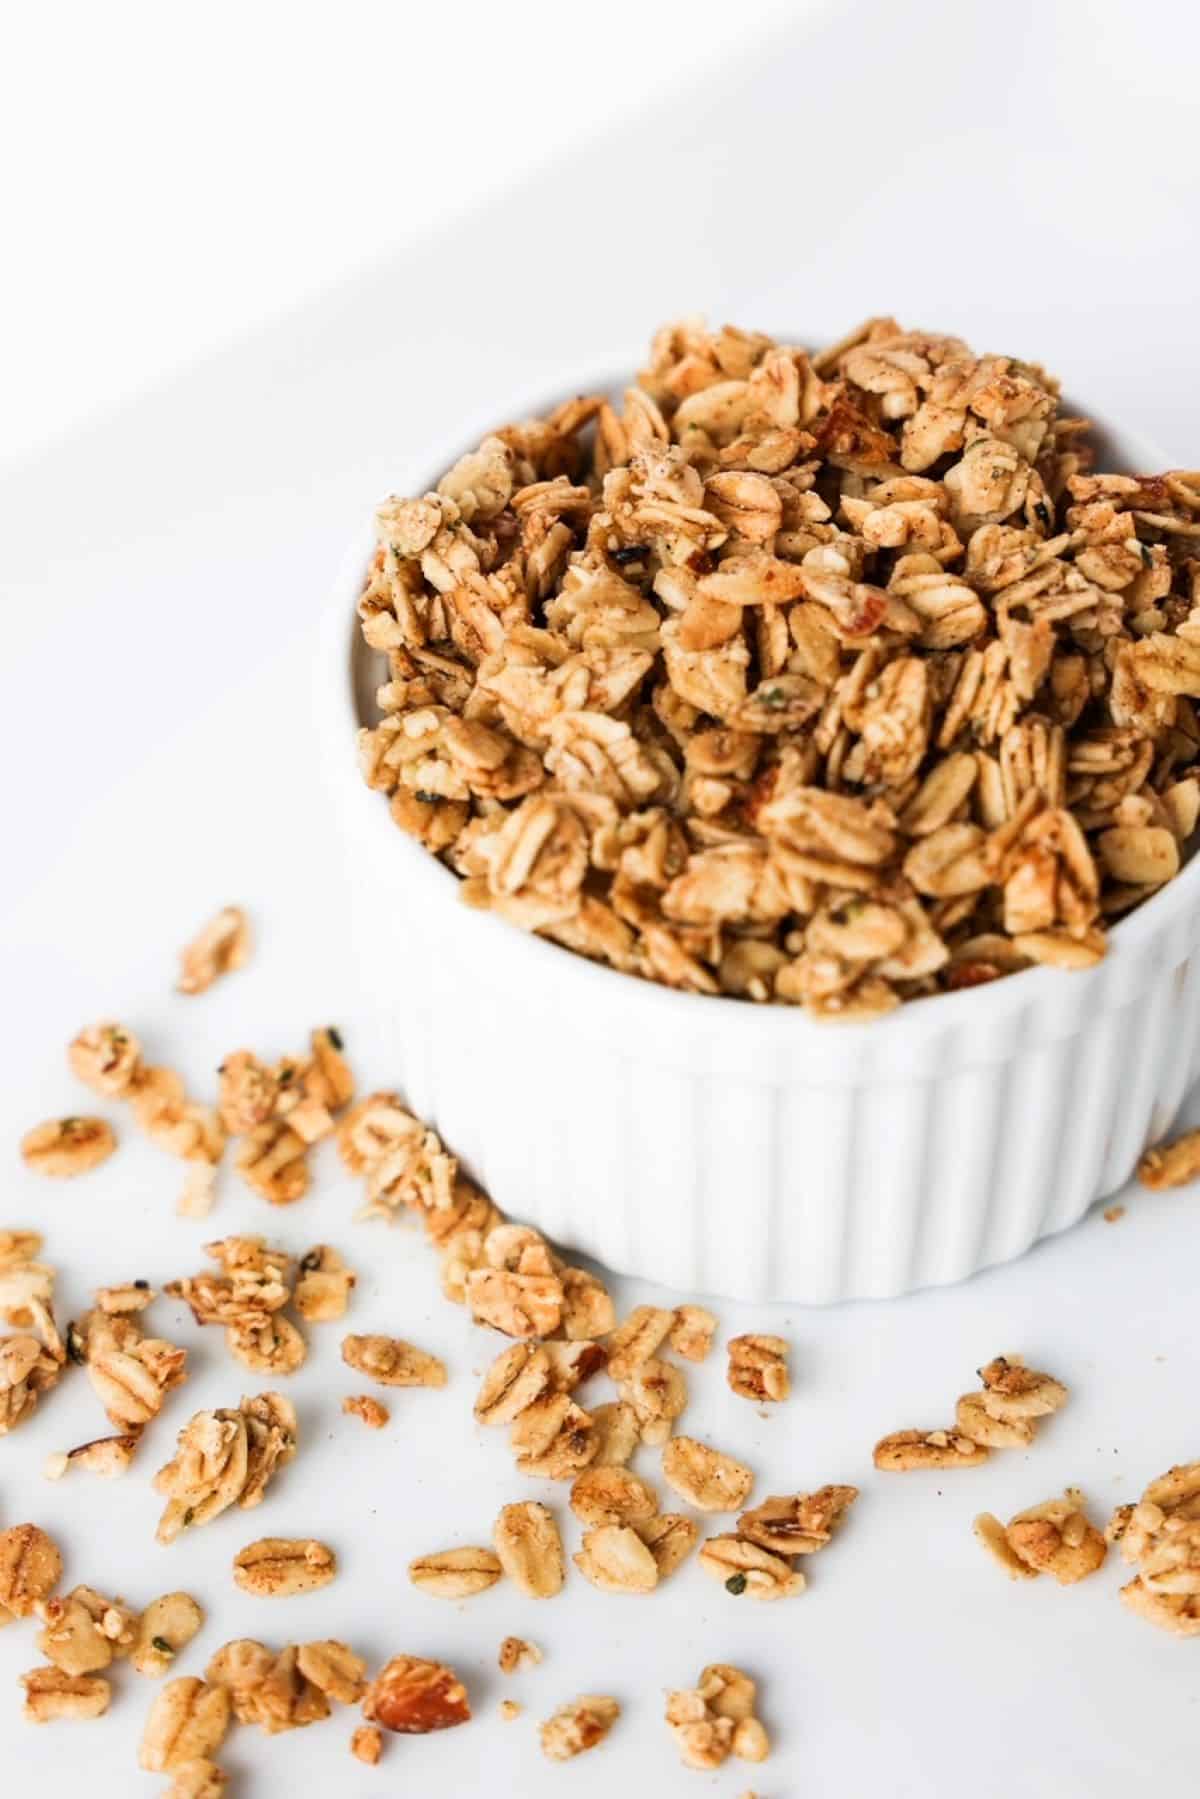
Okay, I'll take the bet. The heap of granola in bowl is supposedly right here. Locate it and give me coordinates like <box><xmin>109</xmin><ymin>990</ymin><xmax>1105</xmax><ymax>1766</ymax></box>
<box><xmin>351</xmin><ymin>317</ymin><xmax>1200</xmax><ymax>1021</ymax></box>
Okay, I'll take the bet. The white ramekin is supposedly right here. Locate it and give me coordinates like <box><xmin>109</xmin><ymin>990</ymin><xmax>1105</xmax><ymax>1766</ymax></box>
<box><xmin>319</xmin><ymin>367</ymin><xmax>1200</xmax><ymax>1303</ymax></box>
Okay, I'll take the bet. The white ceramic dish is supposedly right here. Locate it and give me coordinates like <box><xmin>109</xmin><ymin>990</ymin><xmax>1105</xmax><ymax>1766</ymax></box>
<box><xmin>319</xmin><ymin>365</ymin><xmax>1200</xmax><ymax>1303</ymax></box>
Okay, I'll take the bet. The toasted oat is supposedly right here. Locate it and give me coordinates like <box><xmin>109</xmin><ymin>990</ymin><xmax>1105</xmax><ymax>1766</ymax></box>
<box><xmin>574</xmin><ymin>1524</ymin><xmax>659</xmax><ymax>1594</ymax></box>
<box><xmin>177</xmin><ymin>907</ymin><xmax>251</xmax><ymax>995</ymax></box>
<box><xmin>727</xmin><ymin>1334</ymin><xmax>790</xmax><ymax>1402</ymax></box>
<box><xmin>492</xmin><ymin>1502</ymin><xmax>565</xmax><ymax>1598</ymax></box>
<box><xmin>20</xmin><ymin>1116</ymin><xmax>115</xmax><ymax>1178</ymax></box>
<box><xmin>669</xmin><ymin>1305</ymin><xmax>717</xmax><ymax>1362</ymax></box>
<box><xmin>667</xmin><ymin>1664</ymin><xmax>769</xmax><ymax>1770</ymax></box>
<box><xmin>153</xmin><ymin>1392</ymin><xmax>297</xmax><ymax>1543</ymax></box>
<box><xmin>662</xmin><ymin>1436</ymin><xmax>754</xmax><ymax>1512</ymax></box>
<box><xmin>976</xmin><ymin>1355</ymin><xmax>1068</xmax><ymax>1421</ymax></box>
<box><xmin>617</xmin><ymin>1356</ymin><xmax>687</xmax><ymax>1446</ymax></box>
<box><xmin>636</xmin><ymin>1513</ymin><xmax>699</xmax><ymax>1581</ymax></box>
<box><xmin>68</xmin><ymin>1022</ymin><xmax>142</xmax><ymax>1098</ymax></box>
<box><xmin>296</xmin><ymin>1639</ymin><xmax>368</xmax><ymax>1705</ymax></box>
<box><xmin>70</xmin><ymin>1299</ymin><xmax>188</xmax><ymax>1432</ymax></box>
<box><xmin>65</xmin><ymin>1432</ymin><xmax>141</xmax><ymax>1478</ymax></box>
<box><xmin>341</xmin><ymin>1333</ymin><xmax>446</xmax><ymax>1388</ymax></box>
<box><xmin>977</xmin><ymin>1491</ymin><xmax>1107</xmax><ymax>1585</ymax></box>
<box><xmin>1138</xmin><ymin>1128</ymin><xmax>1200</xmax><ymax>1191</ymax></box>
<box><xmin>511</xmin><ymin>1391</ymin><xmax>597</xmax><ymax>1478</ymax></box>
<box><xmin>475</xmin><ymin>1343</ymin><xmax>552</xmax><ymax>1424</ymax></box>
<box><xmin>466</xmin><ymin>1268</ymin><xmax>564</xmax><ymax>1339</ymax></box>
<box><xmin>738</xmin><ymin>1485</ymin><xmax>859</xmax><ymax>1554</ymax></box>
<box><xmin>0</xmin><ymin>1524</ymin><xmax>63</xmax><ymax>1616</ymax></box>
<box><xmin>362</xmin><ymin>1655</ymin><xmax>471</xmax><ymax>1733</ymax></box>
<box><xmin>130</xmin><ymin>1592</ymin><xmax>205</xmax><ymax>1677</ymax></box>
<box><xmin>498</xmin><ymin>1635</ymin><xmax>542</xmax><ymax>1674</ymax></box>
<box><xmin>235</xmin><ymin>1119</ymin><xmax>309</xmax><ymax>1206</ymax></box>
<box><xmin>233</xmin><ymin>1538</ymin><xmax>337</xmax><ymax>1599</ymax></box>
<box><xmin>35</xmin><ymin>1585</ymin><xmax>136</xmax><ymax>1674</ymax></box>
<box><xmin>540</xmin><ymin>1695</ymin><xmax>619</xmax><ymax>1761</ymax></box>
<box><xmin>697</xmin><ymin>1535</ymin><xmax>805</xmax><ymax>1600</ymax></box>
<box><xmin>1110</xmin><ymin>1460</ymin><xmax>1200</xmax><ymax>1636</ymax></box>
<box><xmin>408</xmin><ymin>1546</ymin><xmax>502</xmax><ymax>1598</ymax></box>
<box><xmin>558</xmin><ymin>1266</ymin><xmax>616</xmax><ymax>1339</ymax></box>
<box><xmin>588</xmin><ymin>1400</ymin><xmax>640</xmax><ymax>1466</ymax></box>
<box><xmin>955</xmin><ymin>1391</ymin><xmax>1035</xmax><ymax>1449</ymax></box>
<box><xmin>130</xmin><ymin>1068</ymin><xmax>225</xmax><ymax>1166</ymax></box>
<box><xmin>570</xmin><ymin>1465</ymin><xmax>659</xmax><ymax>1529</ymax></box>
<box><xmin>178</xmin><ymin>1165</ymin><xmax>218</xmax><ymax>1218</ymax></box>
<box><xmin>293</xmin><ymin>1246</ymin><xmax>356</xmax><ymax>1322</ymax></box>
<box><xmin>227</xmin><ymin>1311</ymin><xmax>307</xmax><ymax>1376</ymax></box>
<box><xmin>163</xmin><ymin>1762</ymin><xmax>228</xmax><ymax>1799</ymax></box>
<box><xmin>605</xmin><ymin>1306</ymin><xmax>675</xmax><ymax>1381</ymax></box>
<box><xmin>20</xmin><ymin>1666</ymin><xmax>111</xmax><ymax>1723</ymax></box>
<box><xmin>139</xmin><ymin>1677</ymin><xmax>232</xmax><ymax>1771</ymax></box>
<box><xmin>350</xmin><ymin>1722</ymin><xmax>384</xmax><ymax>1764</ymax></box>
<box><xmin>0</xmin><ymin>1236</ymin><xmax>65</xmax><ymax>1436</ymax></box>
<box><xmin>873</xmin><ymin>1428</ymin><xmax>990</xmax><ymax>1471</ymax></box>
<box><xmin>342</xmin><ymin>1393</ymin><xmax>389</xmax><ymax>1429</ymax></box>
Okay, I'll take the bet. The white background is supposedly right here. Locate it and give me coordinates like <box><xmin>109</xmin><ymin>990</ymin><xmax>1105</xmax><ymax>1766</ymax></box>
<box><xmin>2</xmin><ymin>1</ymin><xmax>1199</xmax><ymax>1793</ymax></box>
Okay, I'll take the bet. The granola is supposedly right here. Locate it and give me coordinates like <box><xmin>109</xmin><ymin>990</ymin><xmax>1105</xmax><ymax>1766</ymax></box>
<box><xmin>1109</xmin><ymin>1460</ymin><xmax>1200</xmax><ymax>1636</ymax></box>
<box><xmin>153</xmin><ymin>1393</ymin><xmax>297</xmax><ymax>1542</ymax></box>
<box><xmin>669</xmin><ymin>1304</ymin><xmax>717</xmax><ymax>1362</ymax></box>
<box><xmin>350</xmin><ymin>1723</ymin><xmax>384</xmax><ymax>1764</ymax></box>
<box><xmin>408</xmin><ymin>1546</ymin><xmax>502</xmax><ymax>1598</ymax></box>
<box><xmin>737</xmin><ymin>1485</ymin><xmax>859</xmax><ymax>1554</ymax></box>
<box><xmin>498</xmin><ymin>1635</ymin><xmax>542</xmax><ymax>1674</ymax></box>
<box><xmin>233</xmin><ymin>1538</ymin><xmax>337</xmax><ymax>1599</ymax></box>
<box><xmin>353</xmin><ymin>319</ymin><xmax>1200</xmax><ymax>1015</ymax></box>
<box><xmin>726</xmin><ymin>1334</ymin><xmax>790</xmax><ymax>1402</ymax></box>
<box><xmin>666</xmin><ymin>1663</ymin><xmax>769</xmax><ymax>1770</ymax></box>
<box><xmin>0</xmin><ymin>1523</ymin><xmax>63</xmax><ymax>1616</ymax></box>
<box><xmin>35</xmin><ymin>1585</ymin><xmax>137</xmax><ymax>1673</ymax></box>
<box><xmin>974</xmin><ymin>1490</ymin><xmax>1107</xmax><ymax>1584</ymax></box>
<box><xmin>697</xmin><ymin>1535</ymin><xmax>806</xmax><ymax>1600</ymax></box>
<box><xmin>873</xmin><ymin>1428</ymin><xmax>990</xmax><ymax>1471</ymax></box>
<box><xmin>340</xmin><ymin>1333</ymin><xmax>446</xmax><ymax>1388</ymax></box>
<box><xmin>661</xmin><ymin>1437</ymin><xmax>755</xmax><ymax>1512</ymax></box>
<box><xmin>176</xmin><ymin>907</ymin><xmax>251</xmax><ymax>995</ymax></box>
<box><xmin>637</xmin><ymin>1513</ymin><xmax>699</xmax><ymax>1581</ymax></box>
<box><xmin>69</xmin><ymin>1293</ymin><xmax>188</xmax><ymax>1437</ymax></box>
<box><xmin>1138</xmin><ymin>1128</ymin><xmax>1200</xmax><ymax>1191</ymax></box>
<box><xmin>293</xmin><ymin>1245</ymin><xmax>356</xmax><ymax>1322</ymax></box>
<box><xmin>342</xmin><ymin>1393</ymin><xmax>389</xmax><ymax>1429</ymax></box>
<box><xmin>569</xmin><ymin>1465</ymin><xmax>659</xmax><ymax>1529</ymax></box>
<box><xmin>20</xmin><ymin>1116</ymin><xmax>116</xmax><ymax>1178</ymax></box>
<box><xmin>573</xmin><ymin>1524</ymin><xmax>659</xmax><ymax>1594</ymax></box>
<box><xmin>130</xmin><ymin>1592</ymin><xmax>205</xmax><ymax>1677</ymax></box>
<box><xmin>492</xmin><ymin>1501</ymin><xmax>565</xmax><ymax>1598</ymax></box>
<box><xmin>0</xmin><ymin>1232</ymin><xmax>65</xmax><ymax>1435</ymax></box>
<box><xmin>540</xmin><ymin>1695</ymin><xmax>619</xmax><ymax>1760</ymax></box>
<box><xmin>139</xmin><ymin>1677</ymin><xmax>232</xmax><ymax>1771</ymax></box>
<box><xmin>20</xmin><ymin>1667</ymin><xmax>112</xmax><ymax>1723</ymax></box>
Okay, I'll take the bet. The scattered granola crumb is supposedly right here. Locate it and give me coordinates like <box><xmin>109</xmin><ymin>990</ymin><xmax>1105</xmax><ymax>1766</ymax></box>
<box><xmin>294</xmin><ymin>1246</ymin><xmax>356</xmax><ymax>1322</ymax></box>
<box><xmin>727</xmin><ymin>1334</ymin><xmax>790</xmax><ymax>1403</ymax></box>
<box><xmin>498</xmin><ymin>1635</ymin><xmax>542</xmax><ymax>1674</ymax></box>
<box><xmin>1103</xmin><ymin>1204</ymin><xmax>1126</xmax><ymax>1223</ymax></box>
<box><xmin>1138</xmin><ymin>1129</ymin><xmax>1200</xmax><ymax>1191</ymax></box>
<box><xmin>20</xmin><ymin>1116</ymin><xmax>116</xmax><ymax>1178</ymax></box>
<box><xmin>540</xmin><ymin>1695</ymin><xmax>619</xmax><ymax>1761</ymax></box>
<box><xmin>350</xmin><ymin>1722</ymin><xmax>384</xmax><ymax>1764</ymax></box>
<box><xmin>342</xmin><ymin>1393</ymin><xmax>389</xmax><ymax>1429</ymax></box>
<box><xmin>666</xmin><ymin>1664</ymin><xmax>769</xmax><ymax>1769</ymax></box>
<box><xmin>499</xmin><ymin>1698</ymin><xmax>521</xmax><ymax>1721</ymax></box>
<box><xmin>177</xmin><ymin>906</ymin><xmax>251</xmax><ymax>996</ymax></box>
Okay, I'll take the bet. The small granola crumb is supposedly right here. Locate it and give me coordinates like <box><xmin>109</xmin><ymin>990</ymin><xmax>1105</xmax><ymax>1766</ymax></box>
<box><xmin>20</xmin><ymin>1117</ymin><xmax>116</xmax><ymax>1179</ymax></box>
<box><xmin>342</xmin><ymin>1393</ymin><xmax>389</xmax><ymax>1429</ymax></box>
<box><xmin>498</xmin><ymin>1635</ymin><xmax>542</xmax><ymax>1674</ymax></box>
<box><xmin>1137</xmin><ymin>1128</ymin><xmax>1200</xmax><ymax>1191</ymax></box>
<box><xmin>351</xmin><ymin>1722</ymin><xmax>383</xmax><ymax>1764</ymax></box>
<box><xmin>727</xmin><ymin>1334</ymin><xmax>790</xmax><ymax>1402</ymax></box>
<box><xmin>177</xmin><ymin>907</ymin><xmax>251</xmax><ymax>996</ymax></box>
<box><xmin>294</xmin><ymin>1246</ymin><xmax>356</xmax><ymax>1323</ymax></box>
<box><xmin>1103</xmin><ymin>1204</ymin><xmax>1126</xmax><ymax>1223</ymax></box>
<box><xmin>499</xmin><ymin>1699</ymin><xmax>521</xmax><ymax>1721</ymax></box>
<box><xmin>540</xmin><ymin>1695</ymin><xmax>619</xmax><ymax>1761</ymax></box>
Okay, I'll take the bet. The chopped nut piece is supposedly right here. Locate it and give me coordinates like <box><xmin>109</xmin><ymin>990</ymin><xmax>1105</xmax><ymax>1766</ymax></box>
<box><xmin>669</xmin><ymin>1305</ymin><xmax>717</xmax><ymax>1362</ymax></box>
<box><xmin>363</xmin><ymin>1655</ymin><xmax>471</xmax><ymax>1733</ymax></box>
<box><xmin>341</xmin><ymin>1333</ymin><xmax>446</xmax><ymax>1388</ymax></box>
<box><xmin>1138</xmin><ymin>1129</ymin><xmax>1200</xmax><ymax>1191</ymax></box>
<box><xmin>139</xmin><ymin>1677</ymin><xmax>232</xmax><ymax>1772</ymax></box>
<box><xmin>20</xmin><ymin>1116</ymin><xmax>116</xmax><ymax>1178</ymax></box>
<box><xmin>697</xmin><ymin>1535</ymin><xmax>806</xmax><ymax>1600</ymax></box>
<box><xmin>20</xmin><ymin>1666</ymin><xmax>111</xmax><ymax>1722</ymax></box>
<box><xmin>342</xmin><ymin>1393</ymin><xmax>389</xmax><ymax>1429</ymax></box>
<box><xmin>131</xmin><ymin>1593</ymin><xmax>205</xmax><ymax>1677</ymax></box>
<box><xmin>570</xmin><ymin>1465</ymin><xmax>659</xmax><ymax>1529</ymax></box>
<box><xmin>233</xmin><ymin>1538</ymin><xmax>337</xmax><ymax>1599</ymax></box>
<box><xmin>636</xmin><ymin>1513</ymin><xmax>699</xmax><ymax>1581</ymax></box>
<box><xmin>351</xmin><ymin>1722</ymin><xmax>384</xmax><ymax>1764</ymax></box>
<box><xmin>498</xmin><ymin>1635</ymin><xmax>542</xmax><ymax>1674</ymax></box>
<box><xmin>605</xmin><ymin>1306</ymin><xmax>675</xmax><ymax>1381</ymax></box>
<box><xmin>492</xmin><ymin>1501</ymin><xmax>565</xmax><ymax>1598</ymax></box>
<box><xmin>68</xmin><ymin>1021</ymin><xmax>142</xmax><ymax>1098</ymax></box>
<box><xmin>727</xmin><ymin>1334</ymin><xmax>790</xmax><ymax>1402</ymax></box>
<box><xmin>540</xmin><ymin>1695</ymin><xmax>619</xmax><ymax>1761</ymax></box>
<box><xmin>574</xmin><ymin>1524</ymin><xmax>658</xmax><ymax>1594</ymax></box>
<box><xmin>662</xmin><ymin>1437</ymin><xmax>754</xmax><ymax>1512</ymax></box>
<box><xmin>738</xmin><ymin>1485</ymin><xmax>859</xmax><ymax>1554</ymax></box>
<box><xmin>0</xmin><ymin>1524</ymin><xmax>63</xmax><ymax>1616</ymax></box>
<box><xmin>408</xmin><ymin>1546</ymin><xmax>503</xmax><ymax>1598</ymax></box>
<box><xmin>177</xmin><ymin>907</ymin><xmax>251</xmax><ymax>995</ymax></box>
<box><xmin>873</xmin><ymin>1428</ymin><xmax>990</xmax><ymax>1471</ymax></box>
<box><xmin>617</xmin><ymin>1356</ymin><xmax>687</xmax><ymax>1446</ymax></box>
<box><xmin>294</xmin><ymin>1246</ymin><xmax>356</xmax><ymax>1323</ymax></box>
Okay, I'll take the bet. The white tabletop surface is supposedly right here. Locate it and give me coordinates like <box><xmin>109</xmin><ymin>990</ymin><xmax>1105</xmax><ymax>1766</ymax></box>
<box><xmin>3</xmin><ymin>4</ymin><xmax>1199</xmax><ymax>1793</ymax></box>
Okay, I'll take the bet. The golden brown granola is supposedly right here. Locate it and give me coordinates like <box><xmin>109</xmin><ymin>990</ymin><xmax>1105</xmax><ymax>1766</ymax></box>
<box><xmin>498</xmin><ymin>1635</ymin><xmax>542</xmax><ymax>1674</ymax></box>
<box><xmin>130</xmin><ymin>1592</ymin><xmax>205</xmax><ymax>1677</ymax></box>
<box><xmin>407</xmin><ymin>1546</ymin><xmax>502</xmax><ymax>1598</ymax></box>
<box><xmin>873</xmin><ymin>1428</ymin><xmax>990</xmax><ymax>1471</ymax></box>
<box><xmin>1109</xmin><ymin>1460</ymin><xmax>1200</xmax><ymax>1636</ymax></box>
<box><xmin>569</xmin><ymin>1465</ymin><xmax>659</xmax><ymax>1529</ymax></box>
<box><xmin>68</xmin><ymin>1292</ymin><xmax>188</xmax><ymax>1440</ymax></box>
<box><xmin>152</xmin><ymin>1392</ymin><xmax>297</xmax><ymax>1543</ymax></box>
<box><xmin>1138</xmin><ymin>1128</ymin><xmax>1200</xmax><ymax>1191</ymax></box>
<box><xmin>616</xmin><ymin>1355</ymin><xmax>687</xmax><ymax>1446</ymax></box>
<box><xmin>738</xmin><ymin>1485</ymin><xmax>859</xmax><ymax>1554</ymax></box>
<box><xmin>974</xmin><ymin>1489</ymin><xmax>1107</xmax><ymax>1584</ymax></box>
<box><xmin>35</xmin><ymin>1585</ymin><xmax>137</xmax><ymax>1674</ymax></box>
<box><xmin>0</xmin><ymin>1232</ymin><xmax>65</xmax><ymax>1435</ymax></box>
<box><xmin>233</xmin><ymin>1538</ymin><xmax>337</xmax><ymax>1599</ymax></box>
<box><xmin>697</xmin><ymin>1535</ymin><xmax>806</xmax><ymax>1600</ymax></box>
<box><xmin>0</xmin><ymin>1523</ymin><xmax>63</xmax><ymax>1617</ymax></box>
<box><xmin>492</xmin><ymin>1501</ymin><xmax>565</xmax><ymax>1598</ymax></box>
<box><xmin>20</xmin><ymin>1666</ymin><xmax>112</xmax><ymax>1723</ymax></box>
<box><xmin>666</xmin><ymin>1663</ymin><xmax>770</xmax><ymax>1770</ymax></box>
<box><xmin>293</xmin><ymin>1245</ymin><xmax>356</xmax><ymax>1322</ymax></box>
<box><xmin>20</xmin><ymin>1116</ymin><xmax>116</xmax><ymax>1178</ymax></box>
<box><xmin>340</xmin><ymin>1332</ymin><xmax>446</xmax><ymax>1388</ymax></box>
<box><xmin>662</xmin><ymin>1436</ymin><xmax>755</xmax><ymax>1512</ymax></box>
<box><xmin>139</xmin><ymin>1677</ymin><xmax>232</xmax><ymax>1771</ymax></box>
<box><xmin>163</xmin><ymin>1761</ymin><xmax>228</xmax><ymax>1798</ymax></box>
<box><xmin>353</xmin><ymin>320</ymin><xmax>1200</xmax><ymax>1015</ymax></box>
<box><xmin>176</xmin><ymin>907</ymin><xmax>251</xmax><ymax>995</ymax></box>
<box><xmin>351</xmin><ymin>1722</ymin><xmax>384</xmax><ymax>1764</ymax></box>
<box><xmin>540</xmin><ymin>1694</ymin><xmax>619</xmax><ymax>1760</ymax></box>
<box><xmin>669</xmin><ymin>1304</ymin><xmax>717</xmax><ymax>1362</ymax></box>
<box><xmin>362</xmin><ymin>1654</ymin><xmax>471</xmax><ymax>1733</ymax></box>
<box><xmin>637</xmin><ymin>1512</ymin><xmax>700</xmax><ymax>1581</ymax></box>
<box><xmin>727</xmin><ymin>1333</ymin><xmax>791</xmax><ymax>1402</ymax></box>
<box><xmin>573</xmin><ymin>1524</ymin><xmax>659</xmax><ymax>1593</ymax></box>
<box><xmin>342</xmin><ymin>1393</ymin><xmax>389</xmax><ymax>1429</ymax></box>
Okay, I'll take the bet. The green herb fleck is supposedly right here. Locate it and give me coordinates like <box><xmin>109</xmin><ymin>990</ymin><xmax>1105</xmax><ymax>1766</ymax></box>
<box><xmin>725</xmin><ymin>1572</ymin><xmax>747</xmax><ymax>1595</ymax></box>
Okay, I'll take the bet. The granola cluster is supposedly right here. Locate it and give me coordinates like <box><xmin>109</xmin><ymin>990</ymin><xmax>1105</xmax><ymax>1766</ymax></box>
<box><xmin>875</xmin><ymin>1353</ymin><xmax>1068</xmax><ymax>1468</ymax></box>
<box><xmin>1107</xmin><ymin>1461</ymin><xmax>1200</xmax><ymax>1636</ymax></box>
<box><xmin>165</xmin><ymin>1236</ymin><xmax>355</xmax><ymax>1378</ymax></box>
<box><xmin>355</xmin><ymin>317</ymin><xmax>1200</xmax><ymax>1017</ymax></box>
<box><xmin>975</xmin><ymin>1489</ymin><xmax>1107</xmax><ymax>1584</ymax></box>
<box><xmin>67</xmin><ymin>1282</ymin><xmax>188</xmax><ymax>1454</ymax></box>
<box><xmin>152</xmin><ymin>1393</ymin><xmax>298</xmax><ymax>1544</ymax></box>
<box><xmin>0</xmin><ymin>1231</ymin><xmax>66</xmax><ymax>1436</ymax></box>
<box><xmin>665</xmin><ymin>1663</ymin><xmax>768</xmax><ymax>1771</ymax></box>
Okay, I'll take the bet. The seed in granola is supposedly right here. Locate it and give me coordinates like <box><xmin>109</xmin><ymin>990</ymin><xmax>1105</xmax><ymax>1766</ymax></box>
<box><xmin>636</xmin><ymin>1513</ymin><xmax>699</xmax><ymax>1581</ymax></box>
<box><xmin>605</xmin><ymin>1306</ymin><xmax>675</xmax><ymax>1381</ymax></box>
<box><xmin>362</xmin><ymin>1655</ymin><xmax>471</xmax><ymax>1733</ymax></box>
<box><xmin>68</xmin><ymin>1021</ymin><xmax>142</xmax><ymax>1097</ymax></box>
<box><xmin>873</xmin><ymin>1429</ymin><xmax>990</xmax><ymax>1471</ymax></box>
<box><xmin>341</xmin><ymin>1332</ymin><xmax>446</xmax><ymax>1388</ymax></box>
<box><xmin>351</xmin><ymin>1722</ymin><xmax>384</xmax><ymax>1764</ymax></box>
<box><xmin>540</xmin><ymin>1695</ymin><xmax>620</xmax><ymax>1761</ymax></box>
<box><xmin>0</xmin><ymin>1524</ymin><xmax>63</xmax><ymax>1616</ymax></box>
<box><xmin>342</xmin><ymin>1393</ymin><xmax>389</xmax><ymax>1429</ymax></box>
<box><xmin>408</xmin><ymin>1546</ymin><xmax>503</xmax><ymax>1598</ymax></box>
<box><xmin>492</xmin><ymin>1502</ymin><xmax>565</xmax><ymax>1598</ymax></box>
<box><xmin>20</xmin><ymin>1116</ymin><xmax>116</xmax><ymax>1178</ymax></box>
<box><xmin>233</xmin><ymin>1538</ymin><xmax>337</xmax><ymax>1599</ymax></box>
<box><xmin>726</xmin><ymin>1334</ymin><xmax>790</xmax><ymax>1402</ymax></box>
<box><xmin>498</xmin><ymin>1635</ymin><xmax>542</xmax><ymax>1674</ymax></box>
<box><xmin>737</xmin><ymin>1485</ymin><xmax>859</xmax><ymax>1554</ymax></box>
<box><xmin>570</xmin><ymin>1465</ymin><xmax>659</xmax><ymax>1529</ymax></box>
<box><xmin>662</xmin><ymin>1437</ymin><xmax>754</xmax><ymax>1512</ymax></box>
<box><xmin>697</xmin><ymin>1535</ymin><xmax>805</xmax><ymax>1600</ymax></box>
<box><xmin>293</xmin><ymin>1245</ymin><xmax>356</xmax><ymax>1322</ymax></box>
<box><xmin>139</xmin><ymin>1677</ymin><xmax>232</xmax><ymax>1772</ymax></box>
<box><xmin>1138</xmin><ymin>1128</ymin><xmax>1200</xmax><ymax>1191</ymax></box>
<box><xmin>177</xmin><ymin>907</ymin><xmax>251</xmax><ymax>995</ymax></box>
<box><xmin>20</xmin><ymin>1666</ymin><xmax>111</xmax><ymax>1723</ymax></box>
<box><xmin>131</xmin><ymin>1593</ymin><xmax>205</xmax><ymax>1676</ymax></box>
<box><xmin>669</xmin><ymin>1305</ymin><xmax>717</xmax><ymax>1362</ymax></box>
